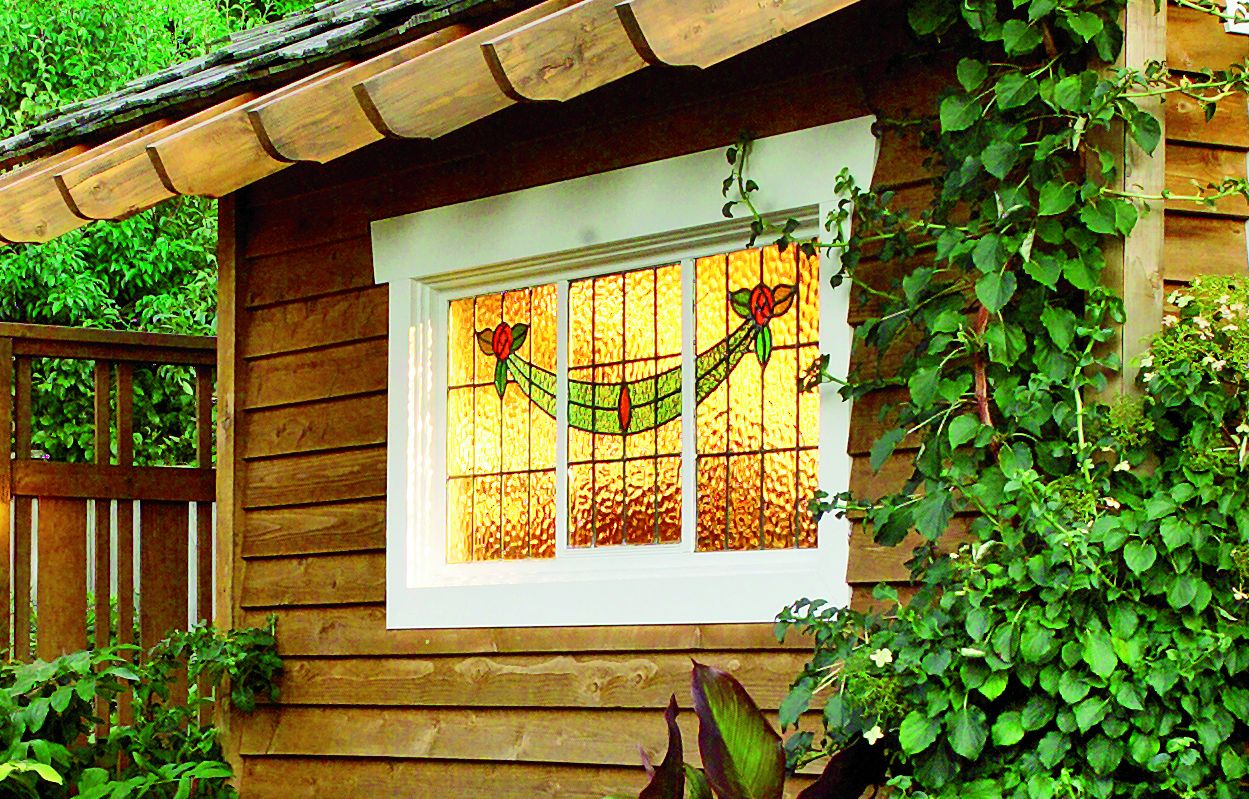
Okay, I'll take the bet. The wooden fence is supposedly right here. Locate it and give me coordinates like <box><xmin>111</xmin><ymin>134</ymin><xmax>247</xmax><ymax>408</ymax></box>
<box><xmin>0</xmin><ymin>323</ymin><xmax>216</xmax><ymax>661</ymax></box>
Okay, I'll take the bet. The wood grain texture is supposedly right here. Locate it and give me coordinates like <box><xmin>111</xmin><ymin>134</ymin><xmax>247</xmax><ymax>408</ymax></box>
<box><xmin>55</xmin><ymin>96</ymin><xmax>252</xmax><ymax>220</ymax></box>
<box><xmin>1166</xmin><ymin>2</ymin><xmax>1248</xmax><ymax>73</ymax></box>
<box><xmin>357</xmin><ymin>0</ymin><xmax>581</xmax><ymax>139</ymax></box>
<box><xmin>241</xmin><ymin>499</ymin><xmax>385</xmax><ymax>557</ymax></box>
<box><xmin>250</xmin><ymin>26</ymin><xmax>469</xmax><ymax>163</ymax></box>
<box><xmin>242</xmin><ymin>447</ymin><xmax>386</xmax><ymax>508</ymax></box>
<box><xmin>1164</xmin><ymin>213</ymin><xmax>1248</xmax><ymax>281</ymax></box>
<box><xmin>242</xmin><ymin>551</ymin><xmax>383</xmax><ymax>606</ymax></box>
<box><xmin>36</xmin><ymin>498</ymin><xmax>88</xmax><ymax>658</ymax></box>
<box><xmin>12</xmin><ymin>462</ymin><xmax>214</xmax><ymax>502</ymax></box>
<box><xmin>270</xmin><ymin>651</ymin><xmax>808</xmax><ymax>709</ymax></box>
<box><xmin>140</xmin><ymin>501</ymin><xmax>189</xmax><ymax>647</ymax></box>
<box><xmin>241</xmin><ymin>285</ymin><xmax>386</xmax><ymax>358</ymax></box>
<box><xmin>245</xmin><ymin>604</ymin><xmax>805</xmax><ymax>656</ymax></box>
<box><xmin>242</xmin><ymin>236</ymin><xmax>374</xmax><ymax>307</ymax></box>
<box><xmin>1164</xmin><ymin>142</ymin><xmax>1248</xmax><ymax>218</ymax></box>
<box><xmin>617</xmin><ymin>0</ymin><xmax>859</xmax><ymax>68</ymax></box>
<box><xmin>0</xmin><ymin>340</ymin><xmax>11</xmax><ymax>652</ymax></box>
<box><xmin>147</xmin><ymin>64</ymin><xmax>352</xmax><ymax>198</ymax></box>
<box><xmin>1166</xmin><ymin>90</ymin><xmax>1249</xmax><ymax>148</ymax></box>
<box><xmin>482</xmin><ymin>0</ymin><xmax>647</xmax><ymax>102</ymax></box>
<box><xmin>240</xmin><ymin>394</ymin><xmax>386</xmax><ymax>459</ymax></box>
<box><xmin>242</xmin><ymin>340</ymin><xmax>387</xmax><ymax>409</ymax></box>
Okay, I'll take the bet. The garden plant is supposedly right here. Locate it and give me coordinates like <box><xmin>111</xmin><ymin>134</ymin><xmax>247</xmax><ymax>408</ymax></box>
<box><xmin>619</xmin><ymin>0</ymin><xmax>1249</xmax><ymax>797</ymax></box>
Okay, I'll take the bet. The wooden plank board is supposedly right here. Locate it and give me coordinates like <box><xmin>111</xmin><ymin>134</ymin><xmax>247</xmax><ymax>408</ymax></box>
<box><xmin>55</xmin><ymin>95</ymin><xmax>254</xmax><ymax>221</ymax></box>
<box><xmin>94</xmin><ymin>362</ymin><xmax>111</xmax><ymax>651</ymax></box>
<box><xmin>251</xmin><ymin>26</ymin><xmax>469</xmax><ymax>162</ymax></box>
<box><xmin>242</xmin><ymin>551</ymin><xmax>382</xmax><ymax>607</ymax></box>
<box><xmin>267</xmin><ymin>650</ymin><xmax>809</xmax><ymax>709</ymax></box>
<box><xmin>482</xmin><ymin>0</ymin><xmax>647</xmax><ymax>103</ymax></box>
<box><xmin>36</xmin><ymin>498</ymin><xmax>88</xmax><ymax>659</ymax></box>
<box><xmin>12</xmin><ymin>462</ymin><xmax>214</xmax><ymax>502</ymax></box>
<box><xmin>243</xmin><ymin>448</ymin><xmax>386</xmax><ymax>509</ymax></box>
<box><xmin>242</xmin><ymin>235</ymin><xmax>374</xmax><ymax>307</ymax></box>
<box><xmin>115</xmin><ymin>363</ymin><xmax>135</xmax><ymax>650</ymax></box>
<box><xmin>147</xmin><ymin>64</ymin><xmax>353</xmax><ymax>198</ymax></box>
<box><xmin>241</xmin><ymin>285</ymin><xmax>386</xmax><ymax>358</ymax></box>
<box><xmin>13</xmin><ymin>358</ymin><xmax>31</xmax><ymax>660</ymax></box>
<box><xmin>357</xmin><ymin>0</ymin><xmax>581</xmax><ymax>140</ymax></box>
<box><xmin>617</xmin><ymin>0</ymin><xmax>860</xmax><ymax>68</ymax></box>
<box><xmin>1167</xmin><ymin>2</ymin><xmax>1248</xmax><ymax>73</ymax></box>
<box><xmin>0</xmin><ymin>339</ymin><xmax>11</xmax><ymax>653</ymax></box>
<box><xmin>139</xmin><ymin>501</ymin><xmax>189</xmax><ymax>647</ymax></box>
<box><xmin>240</xmin><ymin>393</ymin><xmax>386</xmax><ymax>460</ymax></box>
<box><xmin>1166</xmin><ymin>90</ymin><xmax>1249</xmax><ymax>148</ymax></box>
<box><xmin>241</xmin><ymin>340</ymin><xmax>387</xmax><ymax>409</ymax></box>
<box><xmin>1164</xmin><ymin>142</ymin><xmax>1248</xmax><ymax>218</ymax></box>
<box><xmin>241</xmin><ymin>499</ymin><xmax>385</xmax><ymax>557</ymax></box>
<box><xmin>242</xmin><ymin>604</ymin><xmax>802</xmax><ymax>656</ymax></box>
<box><xmin>1163</xmin><ymin>212</ymin><xmax>1248</xmax><ymax>281</ymax></box>
<box><xmin>846</xmin><ymin>518</ymin><xmax>972</xmax><ymax>584</ymax></box>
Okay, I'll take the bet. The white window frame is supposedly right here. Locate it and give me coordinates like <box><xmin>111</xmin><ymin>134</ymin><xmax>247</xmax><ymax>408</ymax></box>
<box><xmin>372</xmin><ymin>116</ymin><xmax>878</xmax><ymax>629</ymax></box>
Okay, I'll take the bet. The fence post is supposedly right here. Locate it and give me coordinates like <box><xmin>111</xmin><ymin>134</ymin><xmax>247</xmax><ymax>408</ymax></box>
<box><xmin>0</xmin><ymin>338</ymin><xmax>12</xmax><ymax>656</ymax></box>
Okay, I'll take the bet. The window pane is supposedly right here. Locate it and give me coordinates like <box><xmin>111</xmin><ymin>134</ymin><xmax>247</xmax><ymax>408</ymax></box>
<box><xmin>695</xmin><ymin>244</ymin><xmax>819</xmax><ymax>551</ymax></box>
<box><xmin>446</xmin><ymin>284</ymin><xmax>557</xmax><ymax>562</ymax></box>
<box><xmin>567</xmin><ymin>264</ymin><xmax>682</xmax><ymax>547</ymax></box>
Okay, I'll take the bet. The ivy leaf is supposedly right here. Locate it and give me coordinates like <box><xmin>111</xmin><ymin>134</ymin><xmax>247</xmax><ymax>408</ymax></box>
<box><xmin>1087</xmin><ymin>736</ymin><xmax>1123</xmax><ymax>775</ymax></box>
<box><xmin>940</xmin><ymin>94</ymin><xmax>981</xmax><ymax>132</ymax></box>
<box><xmin>914</xmin><ymin>493</ymin><xmax>953</xmax><ymax>540</ymax></box>
<box><xmin>899</xmin><ymin>711</ymin><xmax>941</xmax><ymax>755</ymax></box>
<box><xmin>1040</xmin><ymin>305</ymin><xmax>1076</xmax><ymax>349</ymax></box>
<box><xmin>957</xmin><ymin>58</ymin><xmax>988</xmax><ymax>91</ymax></box>
<box><xmin>870</xmin><ymin>428</ymin><xmax>906</xmax><ymax>473</ymax></box>
<box><xmin>948</xmin><ymin>707</ymin><xmax>988</xmax><ymax>760</ymax></box>
<box><xmin>1037</xmin><ymin>182</ymin><xmax>1076</xmax><ymax>216</ymax></box>
<box><xmin>1124</xmin><ymin>541</ymin><xmax>1157</xmax><ymax>574</ymax></box>
<box><xmin>1067</xmin><ymin>11</ymin><xmax>1104</xmax><ymax>41</ymax></box>
<box><xmin>976</xmin><ymin>271</ymin><xmax>1017</xmax><ymax>314</ymax></box>
<box><xmin>1081</xmin><ymin>630</ymin><xmax>1118</xmax><ymax>678</ymax></box>
<box><xmin>1052</xmin><ymin>74</ymin><xmax>1086</xmax><ymax>111</ymax></box>
<box><xmin>1023</xmin><ymin>255</ymin><xmax>1062</xmax><ymax>289</ymax></box>
<box><xmin>1020</xmin><ymin>624</ymin><xmax>1055</xmax><ymax>663</ymax></box>
<box><xmin>909</xmin><ymin>366</ymin><xmax>941</xmax><ymax>408</ymax></box>
<box><xmin>1159</xmin><ymin>517</ymin><xmax>1192</xmax><ymax>551</ymax></box>
<box><xmin>994</xmin><ymin>72</ymin><xmax>1039</xmax><ymax>110</ymax></box>
<box><xmin>981</xmin><ymin>141</ymin><xmax>1018</xmax><ymax>179</ymax></box>
<box><xmin>1001</xmin><ymin>19</ymin><xmax>1042</xmax><ymax>54</ymax></box>
<box><xmin>948</xmin><ymin>415</ymin><xmax>981</xmax><ymax>449</ymax></box>
<box><xmin>973</xmin><ymin>234</ymin><xmax>1005</xmax><ymax>273</ymax></box>
<box><xmin>991</xmin><ymin>711</ymin><xmax>1025</xmax><ymax>746</ymax></box>
<box><xmin>1167</xmin><ymin>575</ymin><xmax>1198</xmax><ymax>610</ymax></box>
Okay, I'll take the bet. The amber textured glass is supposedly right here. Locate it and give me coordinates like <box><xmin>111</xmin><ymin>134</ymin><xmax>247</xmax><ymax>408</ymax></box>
<box><xmin>567</xmin><ymin>263</ymin><xmax>682</xmax><ymax>547</ymax></box>
<box><xmin>694</xmin><ymin>244</ymin><xmax>820</xmax><ymax>551</ymax></box>
<box><xmin>446</xmin><ymin>285</ymin><xmax>557</xmax><ymax>562</ymax></box>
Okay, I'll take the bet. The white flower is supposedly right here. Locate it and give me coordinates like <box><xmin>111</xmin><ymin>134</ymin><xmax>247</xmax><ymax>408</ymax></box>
<box><xmin>1236</xmin><ymin>587</ymin><xmax>1249</xmax><ymax>602</ymax></box>
<box><xmin>1221</xmin><ymin>305</ymin><xmax>1235</xmax><ymax>319</ymax></box>
<box><xmin>1104</xmin><ymin>497</ymin><xmax>1121</xmax><ymax>509</ymax></box>
<box><xmin>1176</xmin><ymin>295</ymin><xmax>1193</xmax><ymax>308</ymax></box>
<box><xmin>1236</xmin><ymin>422</ymin><xmax>1249</xmax><ymax>435</ymax></box>
<box><xmin>1213</xmin><ymin>360</ymin><xmax>1228</xmax><ymax>371</ymax></box>
<box><xmin>1167</xmin><ymin>290</ymin><xmax>1180</xmax><ymax>304</ymax></box>
<box><xmin>1142</xmin><ymin>372</ymin><xmax>1156</xmax><ymax>382</ymax></box>
<box><xmin>1162</xmin><ymin>315</ymin><xmax>1178</xmax><ymax>328</ymax></box>
<box><xmin>1114</xmin><ymin>460</ymin><xmax>1131</xmax><ymax>472</ymax></box>
<box><xmin>1195</xmin><ymin>316</ymin><xmax>1211</xmax><ymax>329</ymax></box>
<box><xmin>1140</xmin><ymin>354</ymin><xmax>1154</xmax><ymax>368</ymax></box>
<box><xmin>863</xmin><ymin>725</ymin><xmax>885</xmax><ymax>746</ymax></box>
<box><xmin>869</xmin><ymin>648</ymin><xmax>894</xmax><ymax>667</ymax></box>
<box><xmin>1224</xmin><ymin>325</ymin><xmax>1239</xmax><ymax>333</ymax></box>
<box><xmin>948</xmin><ymin>551</ymin><xmax>960</xmax><ymax>560</ymax></box>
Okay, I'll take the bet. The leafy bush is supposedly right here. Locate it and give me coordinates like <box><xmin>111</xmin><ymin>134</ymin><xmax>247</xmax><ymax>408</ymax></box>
<box><xmin>0</xmin><ymin>621</ymin><xmax>281</xmax><ymax>798</ymax></box>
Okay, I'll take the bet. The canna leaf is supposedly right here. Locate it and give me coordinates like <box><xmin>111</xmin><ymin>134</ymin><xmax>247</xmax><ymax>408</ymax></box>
<box><xmin>795</xmin><ymin>743</ymin><xmax>887</xmax><ymax>799</ymax></box>
<box><xmin>692</xmin><ymin>662</ymin><xmax>785</xmax><ymax>799</ymax></box>
<box><xmin>639</xmin><ymin>696</ymin><xmax>686</xmax><ymax>799</ymax></box>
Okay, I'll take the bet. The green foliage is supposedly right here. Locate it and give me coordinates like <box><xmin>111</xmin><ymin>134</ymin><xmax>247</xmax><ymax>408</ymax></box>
<box><xmin>608</xmin><ymin>664</ymin><xmax>882</xmax><ymax>799</ymax></box>
<box><xmin>0</xmin><ymin>621</ymin><xmax>280</xmax><ymax>798</ymax></box>
<box><xmin>718</xmin><ymin>0</ymin><xmax>1249</xmax><ymax>796</ymax></box>
<box><xmin>0</xmin><ymin>0</ymin><xmax>312</xmax><ymax>464</ymax></box>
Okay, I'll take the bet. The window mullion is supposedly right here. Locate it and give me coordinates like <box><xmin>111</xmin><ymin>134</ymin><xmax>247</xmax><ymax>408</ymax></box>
<box><xmin>679</xmin><ymin>257</ymin><xmax>697</xmax><ymax>553</ymax></box>
<box><xmin>554</xmin><ymin>279</ymin><xmax>570</xmax><ymax>557</ymax></box>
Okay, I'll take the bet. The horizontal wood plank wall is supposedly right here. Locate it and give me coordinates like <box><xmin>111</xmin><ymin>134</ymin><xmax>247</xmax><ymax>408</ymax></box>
<box><xmin>1165</xmin><ymin>4</ymin><xmax>1249</xmax><ymax>297</ymax></box>
<box><xmin>224</xmin><ymin>5</ymin><xmax>924</xmax><ymax>797</ymax></box>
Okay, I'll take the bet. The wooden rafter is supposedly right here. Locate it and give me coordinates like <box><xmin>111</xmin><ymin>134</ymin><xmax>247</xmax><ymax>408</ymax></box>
<box><xmin>0</xmin><ymin>149</ymin><xmax>88</xmax><ymax>243</ymax></box>
<box><xmin>355</xmin><ymin>0</ymin><xmax>580</xmax><ymax>140</ymax></box>
<box><xmin>616</xmin><ymin>0</ymin><xmax>862</xmax><ymax>68</ymax></box>
<box><xmin>481</xmin><ymin>0</ymin><xmax>647</xmax><ymax>103</ymax></box>
<box><xmin>55</xmin><ymin>95</ymin><xmax>256</xmax><ymax>221</ymax></box>
<box><xmin>0</xmin><ymin>122</ymin><xmax>168</xmax><ymax>244</ymax></box>
<box><xmin>249</xmin><ymin>25</ymin><xmax>471</xmax><ymax>163</ymax></box>
<box><xmin>147</xmin><ymin>63</ymin><xmax>354</xmax><ymax>198</ymax></box>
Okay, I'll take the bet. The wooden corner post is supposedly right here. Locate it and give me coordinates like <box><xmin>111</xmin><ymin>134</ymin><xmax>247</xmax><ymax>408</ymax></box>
<box><xmin>1105</xmin><ymin>0</ymin><xmax>1167</xmax><ymax>394</ymax></box>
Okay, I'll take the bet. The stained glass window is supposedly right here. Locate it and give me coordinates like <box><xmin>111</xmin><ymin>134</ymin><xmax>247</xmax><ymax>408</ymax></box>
<box><xmin>695</xmin><ymin>244</ymin><xmax>820</xmax><ymax>551</ymax></box>
<box><xmin>567</xmin><ymin>264</ymin><xmax>683</xmax><ymax>547</ymax></box>
<box><xmin>446</xmin><ymin>284</ymin><xmax>558</xmax><ymax>562</ymax></box>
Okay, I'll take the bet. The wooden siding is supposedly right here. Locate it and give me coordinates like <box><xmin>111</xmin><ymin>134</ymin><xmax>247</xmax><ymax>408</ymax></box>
<box><xmin>215</xmin><ymin>1</ymin><xmax>1220</xmax><ymax>794</ymax></box>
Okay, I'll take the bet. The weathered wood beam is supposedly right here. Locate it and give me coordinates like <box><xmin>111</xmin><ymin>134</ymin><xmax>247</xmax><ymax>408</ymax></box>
<box><xmin>55</xmin><ymin>95</ymin><xmax>255</xmax><ymax>221</ymax></box>
<box><xmin>146</xmin><ymin>63</ymin><xmax>352</xmax><ymax>198</ymax></box>
<box><xmin>482</xmin><ymin>0</ymin><xmax>647</xmax><ymax>103</ymax></box>
<box><xmin>355</xmin><ymin>0</ymin><xmax>579</xmax><ymax>139</ymax></box>
<box><xmin>0</xmin><ymin>149</ymin><xmax>89</xmax><ymax>243</ymax></box>
<box><xmin>0</xmin><ymin>122</ymin><xmax>168</xmax><ymax>243</ymax></box>
<box><xmin>249</xmin><ymin>25</ymin><xmax>470</xmax><ymax>163</ymax></box>
<box><xmin>616</xmin><ymin>0</ymin><xmax>861</xmax><ymax>68</ymax></box>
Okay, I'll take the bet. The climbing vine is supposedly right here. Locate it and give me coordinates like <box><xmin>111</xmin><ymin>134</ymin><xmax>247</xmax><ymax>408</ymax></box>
<box><xmin>721</xmin><ymin>1</ymin><xmax>1249</xmax><ymax>796</ymax></box>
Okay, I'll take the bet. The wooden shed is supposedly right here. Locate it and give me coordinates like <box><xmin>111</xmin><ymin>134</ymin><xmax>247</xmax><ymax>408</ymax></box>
<box><xmin>0</xmin><ymin>0</ymin><xmax>1245</xmax><ymax>795</ymax></box>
